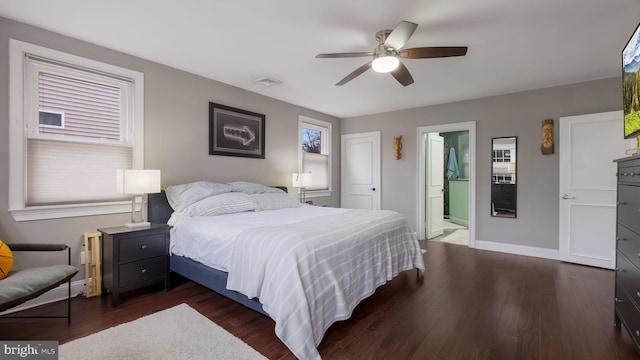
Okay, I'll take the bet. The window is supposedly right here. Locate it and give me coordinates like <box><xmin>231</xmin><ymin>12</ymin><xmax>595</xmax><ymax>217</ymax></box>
<box><xmin>9</xmin><ymin>40</ymin><xmax>144</xmax><ymax>221</ymax></box>
<box><xmin>492</xmin><ymin>149</ymin><xmax>511</xmax><ymax>162</ymax></box>
<box><xmin>39</xmin><ymin>110</ymin><xmax>65</xmax><ymax>129</ymax></box>
<box><xmin>299</xmin><ymin>116</ymin><xmax>331</xmax><ymax>197</ymax></box>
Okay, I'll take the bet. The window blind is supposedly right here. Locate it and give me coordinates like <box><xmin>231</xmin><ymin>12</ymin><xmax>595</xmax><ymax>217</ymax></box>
<box><xmin>302</xmin><ymin>152</ymin><xmax>329</xmax><ymax>190</ymax></box>
<box><xmin>27</xmin><ymin>139</ymin><xmax>131</xmax><ymax>205</ymax></box>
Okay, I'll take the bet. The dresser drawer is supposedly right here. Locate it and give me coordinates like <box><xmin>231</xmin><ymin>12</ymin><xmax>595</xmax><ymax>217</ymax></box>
<box><xmin>617</xmin><ymin>251</ymin><xmax>640</xmax><ymax>308</ymax></box>
<box><xmin>618</xmin><ymin>158</ymin><xmax>640</xmax><ymax>185</ymax></box>
<box><xmin>119</xmin><ymin>257</ymin><xmax>167</xmax><ymax>288</ymax></box>
<box><xmin>119</xmin><ymin>233</ymin><xmax>166</xmax><ymax>263</ymax></box>
<box><xmin>618</xmin><ymin>224</ymin><xmax>640</xmax><ymax>270</ymax></box>
<box><xmin>616</xmin><ymin>283</ymin><xmax>640</xmax><ymax>348</ymax></box>
<box><xmin>618</xmin><ymin>185</ymin><xmax>640</xmax><ymax>234</ymax></box>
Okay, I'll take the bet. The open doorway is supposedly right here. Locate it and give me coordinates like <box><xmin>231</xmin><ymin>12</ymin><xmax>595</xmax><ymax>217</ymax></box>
<box><xmin>417</xmin><ymin>122</ymin><xmax>476</xmax><ymax>248</ymax></box>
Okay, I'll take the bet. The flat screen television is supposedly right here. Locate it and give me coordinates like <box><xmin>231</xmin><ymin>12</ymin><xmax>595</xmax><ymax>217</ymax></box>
<box><xmin>623</xmin><ymin>22</ymin><xmax>640</xmax><ymax>139</ymax></box>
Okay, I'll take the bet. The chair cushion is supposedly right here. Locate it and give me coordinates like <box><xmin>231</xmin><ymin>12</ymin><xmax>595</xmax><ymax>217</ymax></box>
<box><xmin>0</xmin><ymin>265</ymin><xmax>78</xmax><ymax>312</ymax></box>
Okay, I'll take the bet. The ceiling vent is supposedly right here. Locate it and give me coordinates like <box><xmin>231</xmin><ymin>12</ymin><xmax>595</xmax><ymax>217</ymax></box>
<box><xmin>255</xmin><ymin>77</ymin><xmax>282</xmax><ymax>87</ymax></box>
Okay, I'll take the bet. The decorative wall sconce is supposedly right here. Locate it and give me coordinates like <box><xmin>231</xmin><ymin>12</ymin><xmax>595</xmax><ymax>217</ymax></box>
<box><xmin>541</xmin><ymin>119</ymin><xmax>554</xmax><ymax>155</ymax></box>
<box><xmin>394</xmin><ymin>135</ymin><xmax>403</xmax><ymax>160</ymax></box>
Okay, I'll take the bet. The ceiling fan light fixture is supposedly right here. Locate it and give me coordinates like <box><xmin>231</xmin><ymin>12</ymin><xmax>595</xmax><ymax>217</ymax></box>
<box><xmin>372</xmin><ymin>56</ymin><xmax>399</xmax><ymax>73</ymax></box>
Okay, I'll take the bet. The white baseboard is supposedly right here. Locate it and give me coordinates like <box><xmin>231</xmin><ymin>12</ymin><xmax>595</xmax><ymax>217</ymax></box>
<box><xmin>0</xmin><ymin>279</ymin><xmax>85</xmax><ymax>315</ymax></box>
<box><xmin>473</xmin><ymin>239</ymin><xmax>559</xmax><ymax>261</ymax></box>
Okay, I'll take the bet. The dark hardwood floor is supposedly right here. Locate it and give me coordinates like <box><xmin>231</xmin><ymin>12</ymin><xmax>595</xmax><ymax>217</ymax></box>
<box><xmin>1</xmin><ymin>241</ymin><xmax>638</xmax><ymax>359</ymax></box>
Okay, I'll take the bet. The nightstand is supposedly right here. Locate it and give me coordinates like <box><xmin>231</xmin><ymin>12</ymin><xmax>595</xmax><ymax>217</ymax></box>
<box><xmin>98</xmin><ymin>224</ymin><xmax>171</xmax><ymax>307</ymax></box>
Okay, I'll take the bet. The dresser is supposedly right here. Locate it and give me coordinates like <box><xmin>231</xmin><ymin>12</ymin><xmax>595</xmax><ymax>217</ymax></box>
<box><xmin>614</xmin><ymin>155</ymin><xmax>640</xmax><ymax>351</ymax></box>
<box><xmin>99</xmin><ymin>224</ymin><xmax>171</xmax><ymax>307</ymax></box>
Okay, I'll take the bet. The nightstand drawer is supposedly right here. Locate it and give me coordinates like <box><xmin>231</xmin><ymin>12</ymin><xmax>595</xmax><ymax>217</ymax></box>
<box><xmin>119</xmin><ymin>233</ymin><xmax>166</xmax><ymax>263</ymax></box>
<box><xmin>119</xmin><ymin>257</ymin><xmax>167</xmax><ymax>288</ymax></box>
<box><xmin>617</xmin><ymin>251</ymin><xmax>640</xmax><ymax>309</ymax></box>
<box><xmin>618</xmin><ymin>224</ymin><xmax>640</xmax><ymax>270</ymax></box>
<box><xmin>618</xmin><ymin>185</ymin><xmax>640</xmax><ymax>235</ymax></box>
<box><xmin>616</xmin><ymin>283</ymin><xmax>640</xmax><ymax>348</ymax></box>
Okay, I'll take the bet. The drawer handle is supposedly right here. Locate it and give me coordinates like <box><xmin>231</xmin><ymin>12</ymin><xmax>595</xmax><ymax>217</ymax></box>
<box><xmin>636</xmin><ymin>330</ymin><xmax>640</xmax><ymax>337</ymax></box>
<box><xmin>141</xmin><ymin>268</ymin><xmax>147</xmax><ymax>274</ymax></box>
<box><xmin>617</xmin><ymin>202</ymin><xmax>627</xmax><ymax>206</ymax></box>
<box><xmin>637</xmin><ymin>291</ymin><xmax>640</xmax><ymax>298</ymax></box>
<box><xmin>141</xmin><ymin>244</ymin><xmax>148</xmax><ymax>250</ymax></box>
<box><xmin>617</xmin><ymin>237</ymin><xmax>625</xmax><ymax>241</ymax></box>
<box><xmin>615</xmin><ymin>297</ymin><xmax>624</xmax><ymax>303</ymax></box>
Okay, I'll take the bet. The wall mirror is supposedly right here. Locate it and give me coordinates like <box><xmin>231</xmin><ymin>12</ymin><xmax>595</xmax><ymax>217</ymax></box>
<box><xmin>491</xmin><ymin>136</ymin><xmax>517</xmax><ymax>218</ymax></box>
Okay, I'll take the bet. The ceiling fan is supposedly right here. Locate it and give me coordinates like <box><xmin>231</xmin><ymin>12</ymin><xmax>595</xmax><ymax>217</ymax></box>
<box><xmin>316</xmin><ymin>20</ymin><xmax>468</xmax><ymax>86</ymax></box>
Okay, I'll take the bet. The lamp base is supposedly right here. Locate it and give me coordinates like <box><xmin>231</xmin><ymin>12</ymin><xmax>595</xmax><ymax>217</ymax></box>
<box><xmin>124</xmin><ymin>221</ymin><xmax>151</xmax><ymax>229</ymax></box>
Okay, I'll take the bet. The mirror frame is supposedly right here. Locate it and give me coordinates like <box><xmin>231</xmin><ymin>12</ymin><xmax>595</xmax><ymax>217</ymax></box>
<box><xmin>491</xmin><ymin>136</ymin><xmax>517</xmax><ymax>218</ymax></box>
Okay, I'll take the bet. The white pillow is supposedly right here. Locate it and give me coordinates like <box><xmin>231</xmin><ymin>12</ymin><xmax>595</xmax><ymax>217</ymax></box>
<box><xmin>228</xmin><ymin>181</ymin><xmax>285</xmax><ymax>194</ymax></box>
<box><xmin>184</xmin><ymin>192</ymin><xmax>257</xmax><ymax>216</ymax></box>
<box><xmin>251</xmin><ymin>193</ymin><xmax>302</xmax><ymax>211</ymax></box>
<box><xmin>165</xmin><ymin>181</ymin><xmax>236</xmax><ymax>212</ymax></box>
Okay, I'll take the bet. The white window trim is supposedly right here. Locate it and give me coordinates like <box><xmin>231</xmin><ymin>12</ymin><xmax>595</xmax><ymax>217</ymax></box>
<box><xmin>298</xmin><ymin>116</ymin><xmax>332</xmax><ymax>198</ymax></box>
<box><xmin>9</xmin><ymin>39</ymin><xmax>144</xmax><ymax>221</ymax></box>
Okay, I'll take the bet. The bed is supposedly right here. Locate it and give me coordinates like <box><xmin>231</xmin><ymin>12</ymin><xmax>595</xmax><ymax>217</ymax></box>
<box><xmin>148</xmin><ymin>181</ymin><xmax>425</xmax><ymax>360</ymax></box>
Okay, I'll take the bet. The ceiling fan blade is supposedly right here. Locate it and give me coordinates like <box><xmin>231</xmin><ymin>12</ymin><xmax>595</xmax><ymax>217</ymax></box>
<box><xmin>316</xmin><ymin>52</ymin><xmax>373</xmax><ymax>58</ymax></box>
<box><xmin>384</xmin><ymin>20</ymin><xmax>418</xmax><ymax>50</ymax></box>
<box><xmin>390</xmin><ymin>62</ymin><xmax>414</xmax><ymax>86</ymax></box>
<box><xmin>399</xmin><ymin>46</ymin><xmax>468</xmax><ymax>59</ymax></box>
<box><xmin>336</xmin><ymin>62</ymin><xmax>372</xmax><ymax>86</ymax></box>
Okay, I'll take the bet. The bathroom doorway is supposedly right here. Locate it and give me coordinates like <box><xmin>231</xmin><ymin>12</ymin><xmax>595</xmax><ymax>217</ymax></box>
<box><xmin>417</xmin><ymin>122</ymin><xmax>476</xmax><ymax>247</ymax></box>
<box><xmin>440</xmin><ymin>130</ymin><xmax>470</xmax><ymax>245</ymax></box>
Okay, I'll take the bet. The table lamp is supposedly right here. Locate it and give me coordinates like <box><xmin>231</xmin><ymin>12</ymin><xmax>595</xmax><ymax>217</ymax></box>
<box><xmin>116</xmin><ymin>169</ymin><xmax>161</xmax><ymax>228</ymax></box>
<box><xmin>292</xmin><ymin>172</ymin><xmax>312</xmax><ymax>203</ymax></box>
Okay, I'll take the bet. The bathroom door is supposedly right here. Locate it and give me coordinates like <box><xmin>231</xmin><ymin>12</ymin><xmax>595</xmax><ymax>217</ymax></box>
<box><xmin>426</xmin><ymin>133</ymin><xmax>444</xmax><ymax>239</ymax></box>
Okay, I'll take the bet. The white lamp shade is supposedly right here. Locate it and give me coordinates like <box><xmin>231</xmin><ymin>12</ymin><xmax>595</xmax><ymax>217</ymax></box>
<box><xmin>116</xmin><ymin>169</ymin><xmax>161</xmax><ymax>194</ymax></box>
<box><xmin>372</xmin><ymin>56</ymin><xmax>399</xmax><ymax>73</ymax></box>
<box><xmin>292</xmin><ymin>173</ymin><xmax>313</xmax><ymax>187</ymax></box>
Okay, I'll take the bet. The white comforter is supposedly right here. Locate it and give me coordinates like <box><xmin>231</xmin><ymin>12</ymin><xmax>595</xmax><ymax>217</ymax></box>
<box><xmin>225</xmin><ymin>208</ymin><xmax>425</xmax><ymax>360</ymax></box>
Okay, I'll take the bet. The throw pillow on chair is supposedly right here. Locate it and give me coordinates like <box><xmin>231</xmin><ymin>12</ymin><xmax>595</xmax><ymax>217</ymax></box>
<box><xmin>0</xmin><ymin>240</ymin><xmax>14</xmax><ymax>280</ymax></box>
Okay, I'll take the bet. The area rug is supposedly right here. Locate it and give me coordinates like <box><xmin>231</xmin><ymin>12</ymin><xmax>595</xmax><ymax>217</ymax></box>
<box><xmin>59</xmin><ymin>303</ymin><xmax>267</xmax><ymax>360</ymax></box>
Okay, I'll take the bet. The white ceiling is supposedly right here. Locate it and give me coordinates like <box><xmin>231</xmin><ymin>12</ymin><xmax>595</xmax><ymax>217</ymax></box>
<box><xmin>1</xmin><ymin>0</ymin><xmax>639</xmax><ymax>118</ymax></box>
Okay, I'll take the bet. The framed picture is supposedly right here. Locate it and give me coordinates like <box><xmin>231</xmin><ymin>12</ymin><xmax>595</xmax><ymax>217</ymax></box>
<box><xmin>209</xmin><ymin>102</ymin><xmax>265</xmax><ymax>159</ymax></box>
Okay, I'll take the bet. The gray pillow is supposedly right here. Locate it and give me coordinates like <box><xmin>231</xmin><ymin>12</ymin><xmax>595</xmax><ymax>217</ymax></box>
<box><xmin>228</xmin><ymin>181</ymin><xmax>285</xmax><ymax>195</ymax></box>
<box><xmin>184</xmin><ymin>192</ymin><xmax>258</xmax><ymax>216</ymax></box>
<box><xmin>251</xmin><ymin>193</ymin><xmax>302</xmax><ymax>211</ymax></box>
<box><xmin>165</xmin><ymin>181</ymin><xmax>236</xmax><ymax>212</ymax></box>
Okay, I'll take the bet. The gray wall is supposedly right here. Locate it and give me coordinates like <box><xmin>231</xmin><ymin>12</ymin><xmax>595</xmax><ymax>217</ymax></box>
<box><xmin>341</xmin><ymin>77</ymin><xmax>622</xmax><ymax>250</ymax></box>
<box><xmin>0</xmin><ymin>17</ymin><xmax>340</xmax><ymax>273</ymax></box>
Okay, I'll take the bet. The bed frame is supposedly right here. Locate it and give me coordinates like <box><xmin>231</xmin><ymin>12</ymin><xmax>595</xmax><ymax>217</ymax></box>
<box><xmin>148</xmin><ymin>188</ymin><xmax>286</xmax><ymax>316</ymax></box>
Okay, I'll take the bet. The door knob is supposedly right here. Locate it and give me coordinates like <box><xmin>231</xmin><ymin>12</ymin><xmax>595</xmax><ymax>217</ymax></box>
<box><xmin>370</xmin><ymin>188</ymin><xmax>376</xmax><ymax>191</ymax></box>
<box><xmin>561</xmin><ymin>194</ymin><xmax>575</xmax><ymax>200</ymax></box>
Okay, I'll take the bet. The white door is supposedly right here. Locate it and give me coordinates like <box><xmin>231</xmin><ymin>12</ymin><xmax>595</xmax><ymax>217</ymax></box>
<box><xmin>559</xmin><ymin>110</ymin><xmax>632</xmax><ymax>269</ymax></box>
<box><xmin>426</xmin><ymin>133</ymin><xmax>444</xmax><ymax>239</ymax></box>
<box><xmin>341</xmin><ymin>131</ymin><xmax>381</xmax><ymax>210</ymax></box>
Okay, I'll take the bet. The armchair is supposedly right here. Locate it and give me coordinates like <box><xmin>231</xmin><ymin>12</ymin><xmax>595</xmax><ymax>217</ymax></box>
<box><xmin>0</xmin><ymin>243</ymin><xmax>79</xmax><ymax>322</ymax></box>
